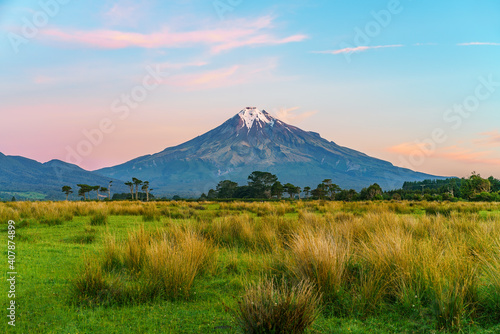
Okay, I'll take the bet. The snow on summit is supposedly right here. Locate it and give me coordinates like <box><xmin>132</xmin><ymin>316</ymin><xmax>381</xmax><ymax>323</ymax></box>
<box><xmin>238</xmin><ymin>107</ymin><xmax>272</xmax><ymax>129</ymax></box>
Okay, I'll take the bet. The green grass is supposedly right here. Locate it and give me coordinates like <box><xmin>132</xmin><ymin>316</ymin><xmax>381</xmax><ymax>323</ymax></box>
<box><xmin>2</xmin><ymin>201</ymin><xmax>500</xmax><ymax>333</ymax></box>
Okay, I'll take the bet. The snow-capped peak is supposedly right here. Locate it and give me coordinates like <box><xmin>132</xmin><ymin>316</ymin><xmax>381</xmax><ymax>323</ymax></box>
<box><xmin>238</xmin><ymin>107</ymin><xmax>272</xmax><ymax>129</ymax></box>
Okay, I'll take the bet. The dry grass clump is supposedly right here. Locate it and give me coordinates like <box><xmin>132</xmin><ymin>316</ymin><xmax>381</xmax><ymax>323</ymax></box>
<box><xmin>141</xmin><ymin>203</ymin><xmax>161</xmax><ymax>222</ymax></box>
<box><xmin>197</xmin><ymin>214</ymin><xmax>280</xmax><ymax>252</ymax></box>
<box><xmin>73</xmin><ymin>225</ymin><xmax>216</xmax><ymax>304</ymax></box>
<box><xmin>236</xmin><ymin>277</ymin><xmax>321</xmax><ymax>334</ymax></box>
<box><xmin>287</xmin><ymin>229</ymin><xmax>351</xmax><ymax>305</ymax></box>
<box><xmin>0</xmin><ymin>204</ymin><xmax>21</xmax><ymax>224</ymax></box>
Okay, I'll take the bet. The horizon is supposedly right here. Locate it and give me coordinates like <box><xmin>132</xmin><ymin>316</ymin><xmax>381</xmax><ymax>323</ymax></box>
<box><xmin>1</xmin><ymin>0</ymin><xmax>499</xmax><ymax>178</ymax></box>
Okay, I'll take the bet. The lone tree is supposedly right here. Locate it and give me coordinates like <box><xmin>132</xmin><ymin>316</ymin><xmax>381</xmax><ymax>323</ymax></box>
<box><xmin>360</xmin><ymin>183</ymin><xmax>383</xmax><ymax>200</ymax></box>
<box><xmin>132</xmin><ymin>177</ymin><xmax>143</xmax><ymax>200</ymax></box>
<box><xmin>125</xmin><ymin>181</ymin><xmax>134</xmax><ymax>200</ymax></box>
<box><xmin>100</xmin><ymin>187</ymin><xmax>108</xmax><ymax>200</ymax></box>
<box><xmin>248</xmin><ymin>171</ymin><xmax>278</xmax><ymax>198</ymax></box>
<box><xmin>322</xmin><ymin>179</ymin><xmax>341</xmax><ymax>200</ymax></box>
<box><xmin>216</xmin><ymin>180</ymin><xmax>238</xmax><ymax>199</ymax></box>
<box><xmin>108</xmin><ymin>181</ymin><xmax>113</xmax><ymax>200</ymax></box>
<box><xmin>62</xmin><ymin>186</ymin><xmax>73</xmax><ymax>201</ymax></box>
<box><xmin>303</xmin><ymin>186</ymin><xmax>311</xmax><ymax>199</ymax></box>
<box><xmin>284</xmin><ymin>183</ymin><xmax>300</xmax><ymax>199</ymax></box>
<box><xmin>141</xmin><ymin>181</ymin><xmax>150</xmax><ymax>201</ymax></box>
<box><xmin>77</xmin><ymin>184</ymin><xmax>92</xmax><ymax>200</ymax></box>
<box><xmin>311</xmin><ymin>183</ymin><xmax>327</xmax><ymax>199</ymax></box>
<box><xmin>271</xmin><ymin>181</ymin><xmax>284</xmax><ymax>199</ymax></box>
<box><xmin>92</xmin><ymin>185</ymin><xmax>101</xmax><ymax>199</ymax></box>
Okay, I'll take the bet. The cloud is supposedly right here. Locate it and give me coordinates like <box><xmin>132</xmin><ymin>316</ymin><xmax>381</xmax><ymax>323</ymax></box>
<box><xmin>387</xmin><ymin>142</ymin><xmax>432</xmax><ymax>156</ymax></box>
<box><xmin>101</xmin><ymin>0</ymin><xmax>152</xmax><ymax>27</ymax></box>
<box><xmin>159</xmin><ymin>61</ymin><xmax>209</xmax><ymax>70</ymax></box>
<box><xmin>272</xmin><ymin>107</ymin><xmax>317</xmax><ymax>124</ymax></box>
<box><xmin>474</xmin><ymin>131</ymin><xmax>500</xmax><ymax>147</ymax></box>
<box><xmin>211</xmin><ymin>34</ymin><xmax>307</xmax><ymax>53</ymax></box>
<box><xmin>40</xmin><ymin>16</ymin><xmax>307</xmax><ymax>53</ymax></box>
<box><xmin>313</xmin><ymin>44</ymin><xmax>403</xmax><ymax>55</ymax></box>
<box><xmin>458</xmin><ymin>42</ymin><xmax>500</xmax><ymax>46</ymax></box>
<box><xmin>164</xmin><ymin>58</ymin><xmax>279</xmax><ymax>90</ymax></box>
<box><xmin>439</xmin><ymin>146</ymin><xmax>500</xmax><ymax>166</ymax></box>
<box><xmin>387</xmin><ymin>142</ymin><xmax>500</xmax><ymax>166</ymax></box>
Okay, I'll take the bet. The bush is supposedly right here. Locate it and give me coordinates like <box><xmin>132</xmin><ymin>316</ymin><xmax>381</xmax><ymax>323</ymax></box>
<box><xmin>236</xmin><ymin>277</ymin><xmax>321</xmax><ymax>334</ymax></box>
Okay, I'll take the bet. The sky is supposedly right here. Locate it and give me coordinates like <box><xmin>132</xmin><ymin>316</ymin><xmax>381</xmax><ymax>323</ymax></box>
<box><xmin>1</xmin><ymin>0</ymin><xmax>499</xmax><ymax>179</ymax></box>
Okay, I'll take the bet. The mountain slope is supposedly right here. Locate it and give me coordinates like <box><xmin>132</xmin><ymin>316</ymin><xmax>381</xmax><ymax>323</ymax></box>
<box><xmin>96</xmin><ymin>108</ymin><xmax>444</xmax><ymax>196</ymax></box>
<box><xmin>0</xmin><ymin>153</ymin><xmax>127</xmax><ymax>200</ymax></box>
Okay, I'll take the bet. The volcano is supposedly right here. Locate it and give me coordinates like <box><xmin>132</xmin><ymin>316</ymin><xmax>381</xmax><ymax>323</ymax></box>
<box><xmin>95</xmin><ymin>107</ymin><xmax>443</xmax><ymax>196</ymax></box>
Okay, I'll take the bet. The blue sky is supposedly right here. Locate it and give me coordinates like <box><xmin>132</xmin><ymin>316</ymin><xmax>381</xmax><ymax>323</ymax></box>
<box><xmin>1</xmin><ymin>0</ymin><xmax>499</xmax><ymax>178</ymax></box>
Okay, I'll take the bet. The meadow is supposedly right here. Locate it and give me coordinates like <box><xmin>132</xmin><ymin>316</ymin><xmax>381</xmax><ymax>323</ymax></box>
<box><xmin>2</xmin><ymin>200</ymin><xmax>500</xmax><ymax>333</ymax></box>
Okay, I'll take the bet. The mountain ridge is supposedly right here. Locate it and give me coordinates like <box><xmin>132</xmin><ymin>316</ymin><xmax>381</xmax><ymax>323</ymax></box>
<box><xmin>0</xmin><ymin>153</ymin><xmax>127</xmax><ymax>200</ymax></box>
<box><xmin>95</xmin><ymin>108</ymin><xmax>445</xmax><ymax>195</ymax></box>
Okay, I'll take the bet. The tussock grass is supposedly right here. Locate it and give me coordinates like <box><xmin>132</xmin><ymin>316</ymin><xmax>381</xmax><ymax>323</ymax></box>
<box><xmin>236</xmin><ymin>277</ymin><xmax>321</xmax><ymax>334</ymax></box>
<box><xmin>7</xmin><ymin>200</ymin><xmax>500</xmax><ymax>331</ymax></box>
<box><xmin>287</xmin><ymin>229</ymin><xmax>351</xmax><ymax>305</ymax></box>
<box><xmin>478</xmin><ymin>239</ymin><xmax>500</xmax><ymax>320</ymax></box>
<box><xmin>73</xmin><ymin>225</ymin><xmax>217</xmax><ymax>305</ymax></box>
<box><xmin>89</xmin><ymin>211</ymin><xmax>108</xmax><ymax>226</ymax></box>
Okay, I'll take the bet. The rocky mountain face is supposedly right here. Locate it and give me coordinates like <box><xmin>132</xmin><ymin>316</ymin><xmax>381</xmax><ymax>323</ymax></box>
<box><xmin>96</xmin><ymin>108</ymin><xmax>443</xmax><ymax>196</ymax></box>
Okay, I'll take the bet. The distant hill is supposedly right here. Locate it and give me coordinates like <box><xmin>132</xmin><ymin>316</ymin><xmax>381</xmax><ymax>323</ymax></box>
<box><xmin>0</xmin><ymin>153</ymin><xmax>126</xmax><ymax>200</ymax></box>
<box><xmin>95</xmin><ymin>108</ymin><xmax>446</xmax><ymax>196</ymax></box>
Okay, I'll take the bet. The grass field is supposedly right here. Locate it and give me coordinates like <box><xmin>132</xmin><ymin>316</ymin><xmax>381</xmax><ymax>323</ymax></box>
<box><xmin>2</xmin><ymin>200</ymin><xmax>500</xmax><ymax>333</ymax></box>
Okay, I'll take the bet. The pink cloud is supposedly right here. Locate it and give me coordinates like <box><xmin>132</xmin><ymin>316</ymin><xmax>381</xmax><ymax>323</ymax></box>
<box><xmin>164</xmin><ymin>59</ymin><xmax>278</xmax><ymax>90</ymax></box>
<box><xmin>387</xmin><ymin>142</ymin><xmax>500</xmax><ymax>166</ymax></box>
<box><xmin>314</xmin><ymin>44</ymin><xmax>403</xmax><ymax>55</ymax></box>
<box><xmin>273</xmin><ymin>107</ymin><xmax>317</xmax><ymax>124</ymax></box>
<box><xmin>475</xmin><ymin>131</ymin><xmax>500</xmax><ymax>146</ymax></box>
<box><xmin>439</xmin><ymin>146</ymin><xmax>500</xmax><ymax>166</ymax></box>
<box><xmin>40</xmin><ymin>16</ymin><xmax>307</xmax><ymax>53</ymax></box>
<box><xmin>387</xmin><ymin>142</ymin><xmax>432</xmax><ymax>155</ymax></box>
<box><xmin>159</xmin><ymin>61</ymin><xmax>209</xmax><ymax>70</ymax></box>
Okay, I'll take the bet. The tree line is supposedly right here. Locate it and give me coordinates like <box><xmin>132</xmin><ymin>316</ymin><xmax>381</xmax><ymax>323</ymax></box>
<box><xmin>61</xmin><ymin>178</ymin><xmax>154</xmax><ymax>201</ymax></box>
<box><xmin>61</xmin><ymin>182</ymin><xmax>112</xmax><ymax>201</ymax></box>
<box><xmin>60</xmin><ymin>171</ymin><xmax>500</xmax><ymax>202</ymax></box>
<box><xmin>200</xmin><ymin>171</ymin><xmax>384</xmax><ymax>201</ymax></box>
<box><xmin>201</xmin><ymin>171</ymin><xmax>500</xmax><ymax>202</ymax></box>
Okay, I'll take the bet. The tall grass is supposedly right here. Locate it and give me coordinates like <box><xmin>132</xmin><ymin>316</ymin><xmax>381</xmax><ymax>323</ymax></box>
<box><xmin>287</xmin><ymin>229</ymin><xmax>351</xmax><ymax>306</ymax></box>
<box><xmin>89</xmin><ymin>211</ymin><xmax>108</xmax><ymax>226</ymax></box>
<box><xmin>9</xmin><ymin>199</ymin><xmax>498</xmax><ymax>331</ymax></box>
<box><xmin>477</xmin><ymin>239</ymin><xmax>500</xmax><ymax>320</ymax></box>
<box><xmin>236</xmin><ymin>277</ymin><xmax>321</xmax><ymax>334</ymax></box>
<box><xmin>73</xmin><ymin>226</ymin><xmax>216</xmax><ymax>304</ymax></box>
